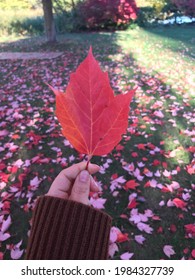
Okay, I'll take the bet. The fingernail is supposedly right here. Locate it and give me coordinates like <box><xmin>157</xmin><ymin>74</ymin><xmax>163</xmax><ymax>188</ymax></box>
<box><xmin>79</xmin><ymin>170</ymin><xmax>90</xmax><ymax>183</ymax></box>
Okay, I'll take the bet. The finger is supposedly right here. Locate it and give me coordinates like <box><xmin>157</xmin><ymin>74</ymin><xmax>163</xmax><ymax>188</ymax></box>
<box><xmin>47</xmin><ymin>162</ymin><xmax>100</xmax><ymax>199</ymax></box>
<box><xmin>69</xmin><ymin>170</ymin><xmax>90</xmax><ymax>205</ymax></box>
<box><xmin>90</xmin><ymin>175</ymin><xmax>101</xmax><ymax>192</ymax></box>
<box><xmin>62</xmin><ymin>161</ymin><xmax>100</xmax><ymax>183</ymax></box>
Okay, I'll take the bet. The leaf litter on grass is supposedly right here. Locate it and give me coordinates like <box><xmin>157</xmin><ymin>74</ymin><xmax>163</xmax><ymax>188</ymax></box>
<box><xmin>0</xmin><ymin>29</ymin><xmax>195</xmax><ymax>260</ymax></box>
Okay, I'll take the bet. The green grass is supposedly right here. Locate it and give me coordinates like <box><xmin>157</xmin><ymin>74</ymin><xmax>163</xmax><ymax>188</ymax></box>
<box><xmin>0</xmin><ymin>25</ymin><xmax>195</xmax><ymax>260</ymax></box>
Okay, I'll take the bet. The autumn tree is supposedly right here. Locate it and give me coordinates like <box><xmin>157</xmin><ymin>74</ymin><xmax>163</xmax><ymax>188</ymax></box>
<box><xmin>171</xmin><ymin>0</ymin><xmax>195</xmax><ymax>16</ymax></box>
<box><xmin>42</xmin><ymin>0</ymin><xmax>56</xmax><ymax>42</ymax></box>
<box><xmin>77</xmin><ymin>0</ymin><xmax>138</xmax><ymax>30</ymax></box>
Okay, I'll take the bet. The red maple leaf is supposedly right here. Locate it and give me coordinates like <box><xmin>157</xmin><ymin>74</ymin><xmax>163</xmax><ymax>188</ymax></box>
<box><xmin>172</xmin><ymin>198</ymin><xmax>187</xmax><ymax>209</ymax></box>
<box><xmin>49</xmin><ymin>47</ymin><xmax>135</xmax><ymax>157</ymax></box>
<box><xmin>124</xmin><ymin>179</ymin><xmax>139</xmax><ymax>190</ymax></box>
<box><xmin>117</xmin><ymin>233</ymin><xmax>129</xmax><ymax>243</ymax></box>
<box><xmin>137</xmin><ymin>143</ymin><xmax>146</xmax><ymax>150</ymax></box>
<box><xmin>185</xmin><ymin>224</ymin><xmax>195</xmax><ymax>238</ymax></box>
<box><xmin>127</xmin><ymin>198</ymin><xmax>138</xmax><ymax>209</ymax></box>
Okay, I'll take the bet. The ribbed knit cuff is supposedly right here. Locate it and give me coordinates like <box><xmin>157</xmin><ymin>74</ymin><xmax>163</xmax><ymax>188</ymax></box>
<box><xmin>25</xmin><ymin>196</ymin><xmax>112</xmax><ymax>260</ymax></box>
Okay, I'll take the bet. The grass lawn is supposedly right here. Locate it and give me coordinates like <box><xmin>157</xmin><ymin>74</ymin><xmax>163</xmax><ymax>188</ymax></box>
<box><xmin>0</xmin><ymin>25</ymin><xmax>195</xmax><ymax>260</ymax></box>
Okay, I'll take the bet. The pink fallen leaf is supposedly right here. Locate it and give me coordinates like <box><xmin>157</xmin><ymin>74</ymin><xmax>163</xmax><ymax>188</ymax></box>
<box><xmin>163</xmin><ymin>245</ymin><xmax>175</xmax><ymax>258</ymax></box>
<box><xmin>1</xmin><ymin>215</ymin><xmax>11</xmax><ymax>233</ymax></box>
<box><xmin>11</xmin><ymin>248</ymin><xmax>24</xmax><ymax>260</ymax></box>
<box><xmin>30</xmin><ymin>176</ymin><xmax>40</xmax><ymax>188</ymax></box>
<box><xmin>120</xmin><ymin>252</ymin><xmax>134</xmax><ymax>260</ymax></box>
<box><xmin>137</xmin><ymin>222</ymin><xmax>153</xmax><ymax>234</ymax></box>
<box><xmin>90</xmin><ymin>197</ymin><xmax>106</xmax><ymax>209</ymax></box>
<box><xmin>109</xmin><ymin>227</ymin><xmax>120</xmax><ymax>243</ymax></box>
<box><xmin>0</xmin><ymin>231</ymin><xmax>10</xmax><ymax>241</ymax></box>
<box><xmin>135</xmin><ymin>235</ymin><xmax>146</xmax><ymax>245</ymax></box>
<box><xmin>0</xmin><ymin>130</ymin><xmax>9</xmax><ymax>137</ymax></box>
<box><xmin>108</xmin><ymin>243</ymin><xmax>118</xmax><ymax>258</ymax></box>
<box><xmin>13</xmin><ymin>159</ymin><xmax>24</xmax><ymax>168</ymax></box>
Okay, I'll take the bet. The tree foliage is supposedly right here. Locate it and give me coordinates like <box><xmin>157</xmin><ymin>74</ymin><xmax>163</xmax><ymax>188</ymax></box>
<box><xmin>77</xmin><ymin>0</ymin><xmax>138</xmax><ymax>30</ymax></box>
<box><xmin>171</xmin><ymin>0</ymin><xmax>195</xmax><ymax>16</ymax></box>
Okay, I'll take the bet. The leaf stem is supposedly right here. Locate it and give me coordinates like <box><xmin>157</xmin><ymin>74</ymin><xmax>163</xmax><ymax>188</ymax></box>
<box><xmin>85</xmin><ymin>155</ymin><xmax>92</xmax><ymax>170</ymax></box>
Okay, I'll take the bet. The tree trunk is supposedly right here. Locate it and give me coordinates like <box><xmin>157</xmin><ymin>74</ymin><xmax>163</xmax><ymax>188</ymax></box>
<box><xmin>42</xmin><ymin>0</ymin><xmax>56</xmax><ymax>43</ymax></box>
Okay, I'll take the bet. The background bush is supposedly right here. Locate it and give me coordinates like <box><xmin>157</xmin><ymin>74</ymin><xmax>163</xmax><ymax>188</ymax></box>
<box><xmin>0</xmin><ymin>10</ymin><xmax>44</xmax><ymax>36</ymax></box>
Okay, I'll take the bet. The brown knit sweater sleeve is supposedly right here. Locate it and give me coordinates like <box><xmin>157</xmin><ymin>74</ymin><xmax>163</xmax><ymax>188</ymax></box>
<box><xmin>25</xmin><ymin>196</ymin><xmax>112</xmax><ymax>260</ymax></box>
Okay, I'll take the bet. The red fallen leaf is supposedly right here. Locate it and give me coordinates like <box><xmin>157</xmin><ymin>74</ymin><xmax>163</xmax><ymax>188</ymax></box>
<box><xmin>131</xmin><ymin>152</ymin><xmax>138</xmax><ymax>157</ymax></box>
<box><xmin>178</xmin><ymin>213</ymin><xmax>184</xmax><ymax>219</ymax></box>
<box><xmin>153</xmin><ymin>159</ymin><xmax>161</xmax><ymax>166</ymax></box>
<box><xmin>117</xmin><ymin>233</ymin><xmax>129</xmax><ymax>243</ymax></box>
<box><xmin>49</xmin><ymin>47</ymin><xmax>135</xmax><ymax>157</ymax></box>
<box><xmin>124</xmin><ymin>179</ymin><xmax>139</xmax><ymax>190</ymax></box>
<box><xmin>115</xmin><ymin>144</ymin><xmax>124</xmax><ymax>151</ymax></box>
<box><xmin>127</xmin><ymin>198</ymin><xmax>138</xmax><ymax>209</ymax></box>
<box><xmin>11</xmin><ymin>134</ymin><xmax>20</xmax><ymax>140</ymax></box>
<box><xmin>144</xmin><ymin>181</ymin><xmax>150</xmax><ymax>188</ymax></box>
<box><xmin>18</xmin><ymin>173</ymin><xmax>27</xmax><ymax>188</ymax></box>
<box><xmin>10</xmin><ymin>166</ymin><xmax>18</xmax><ymax>174</ymax></box>
<box><xmin>157</xmin><ymin>226</ymin><xmax>163</xmax><ymax>233</ymax></box>
<box><xmin>147</xmin><ymin>143</ymin><xmax>155</xmax><ymax>150</ymax></box>
<box><xmin>0</xmin><ymin>172</ymin><xmax>10</xmax><ymax>183</ymax></box>
<box><xmin>26</xmin><ymin>131</ymin><xmax>42</xmax><ymax>146</ymax></box>
<box><xmin>162</xmin><ymin>162</ymin><xmax>168</xmax><ymax>169</ymax></box>
<box><xmin>186</xmin><ymin>163</ymin><xmax>195</xmax><ymax>175</ymax></box>
<box><xmin>2</xmin><ymin>201</ymin><xmax>10</xmax><ymax>211</ymax></box>
<box><xmin>172</xmin><ymin>198</ymin><xmax>187</xmax><ymax>209</ymax></box>
<box><xmin>188</xmin><ymin>146</ymin><xmax>195</xmax><ymax>153</ymax></box>
<box><xmin>111</xmin><ymin>173</ymin><xmax>118</xmax><ymax>180</ymax></box>
<box><xmin>183</xmin><ymin>248</ymin><xmax>189</xmax><ymax>254</ymax></box>
<box><xmin>0</xmin><ymin>163</ymin><xmax>6</xmax><ymax>171</ymax></box>
<box><xmin>161</xmin><ymin>186</ymin><xmax>171</xmax><ymax>193</ymax></box>
<box><xmin>170</xmin><ymin>224</ymin><xmax>177</xmax><ymax>233</ymax></box>
<box><xmin>185</xmin><ymin>224</ymin><xmax>195</xmax><ymax>237</ymax></box>
<box><xmin>191</xmin><ymin>249</ymin><xmax>195</xmax><ymax>259</ymax></box>
<box><xmin>137</xmin><ymin>143</ymin><xmax>146</xmax><ymax>150</ymax></box>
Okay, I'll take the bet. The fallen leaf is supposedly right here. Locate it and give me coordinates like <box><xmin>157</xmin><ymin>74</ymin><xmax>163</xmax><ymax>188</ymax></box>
<box><xmin>172</xmin><ymin>198</ymin><xmax>187</xmax><ymax>209</ymax></box>
<box><xmin>163</xmin><ymin>245</ymin><xmax>175</xmax><ymax>258</ymax></box>
<box><xmin>11</xmin><ymin>248</ymin><xmax>24</xmax><ymax>260</ymax></box>
<box><xmin>135</xmin><ymin>235</ymin><xmax>146</xmax><ymax>244</ymax></box>
<box><xmin>124</xmin><ymin>179</ymin><xmax>139</xmax><ymax>190</ymax></box>
<box><xmin>120</xmin><ymin>252</ymin><xmax>134</xmax><ymax>260</ymax></box>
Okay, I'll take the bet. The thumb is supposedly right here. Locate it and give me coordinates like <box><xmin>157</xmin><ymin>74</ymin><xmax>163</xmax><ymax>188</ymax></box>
<box><xmin>69</xmin><ymin>170</ymin><xmax>90</xmax><ymax>205</ymax></box>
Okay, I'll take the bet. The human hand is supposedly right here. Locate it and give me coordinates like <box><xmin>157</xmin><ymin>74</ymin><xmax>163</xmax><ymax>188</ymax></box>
<box><xmin>46</xmin><ymin>162</ymin><xmax>100</xmax><ymax>205</ymax></box>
